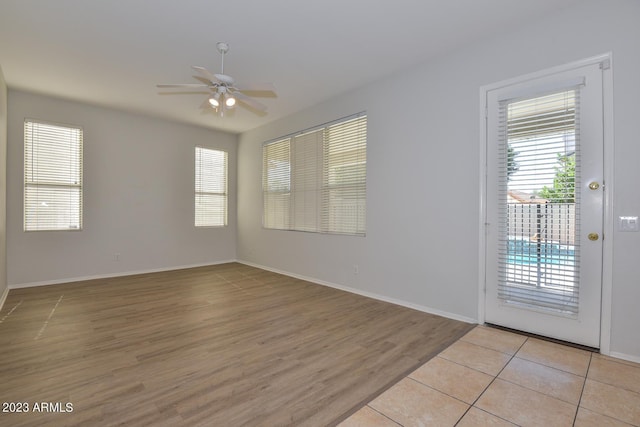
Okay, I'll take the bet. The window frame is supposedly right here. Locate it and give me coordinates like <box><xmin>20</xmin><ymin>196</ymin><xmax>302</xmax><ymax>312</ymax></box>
<box><xmin>194</xmin><ymin>146</ymin><xmax>228</xmax><ymax>228</ymax></box>
<box><xmin>262</xmin><ymin>112</ymin><xmax>367</xmax><ymax>236</ymax></box>
<box><xmin>23</xmin><ymin>118</ymin><xmax>83</xmax><ymax>232</ymax></box>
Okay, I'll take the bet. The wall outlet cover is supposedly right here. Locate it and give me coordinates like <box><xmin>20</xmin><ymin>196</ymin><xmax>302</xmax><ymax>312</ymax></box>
<box><xmin>618</xmin><ymin>216</ymin><xmax>639</xmax><ymax>232</ymax></box>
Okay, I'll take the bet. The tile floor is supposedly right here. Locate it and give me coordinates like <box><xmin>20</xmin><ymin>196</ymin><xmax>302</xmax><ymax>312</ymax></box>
<box><xmin>338</xmin><ymin>325</ymin><xmax>640</xmax><ymax>427</ymax></box>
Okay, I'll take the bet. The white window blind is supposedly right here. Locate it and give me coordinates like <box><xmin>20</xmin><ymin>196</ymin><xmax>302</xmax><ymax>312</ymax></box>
<box><xmin>292</xmin><ymin>128</ymin><xmax>323</xmax><ymax>232</ymax></box>
<box><xmin>195</xmin><ymin>147</ymin><xmax>227</xmax><ymax>227</ymax></box>
<box><xmin>263</xmin><ymin>138</ymin><xmax>291</xmax><ymax>230</ymax></box>
<box><xmin>263</xmin><ymin>113</ymin><xmax>366</xmax><ymax>236</ymax></box>
<box><xmin>498</xmin><ymin>89</ymin><xmax>581</xmax><ymax>316</ymax></box>
<box><xmin>322</xmin><ymin>116</ymin><xmax>367</xmax><ymax>235</ymax></box>
<box><xmin>24</xmin><ymin>120</ymin><xmax>83</xmax><ymax>231</ymax></box>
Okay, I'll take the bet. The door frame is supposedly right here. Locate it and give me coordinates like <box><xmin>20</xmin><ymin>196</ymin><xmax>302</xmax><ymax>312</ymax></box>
<box><xmin>478</xmin><ymin>53</ymin><xmax>614</xmax><ymax>354</ymax></box>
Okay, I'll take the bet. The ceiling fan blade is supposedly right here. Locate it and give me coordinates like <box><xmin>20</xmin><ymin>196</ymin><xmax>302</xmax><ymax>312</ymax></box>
<box><xmin>233</xmin><ymin>91</ymin><xmax>268</xmax><ymax>112</ymax></box>
<box><xmin>235</xmin><ymin>82</ymin><xmax>276</xmax><ymax>94</ymax></box>
<box><xmin>192</xmin><ymin>66</ymin><xmax>219</xmax><ymax>83</ymax></box>
<box><xmin>157</xmin><ymin>83</ymin><xmax>210</xmax><ymax>88</ymax></box>
<box><xmin>191</xmin><ymin>75</ymin><xmax>208</xmax><ymax>84</ymax></box>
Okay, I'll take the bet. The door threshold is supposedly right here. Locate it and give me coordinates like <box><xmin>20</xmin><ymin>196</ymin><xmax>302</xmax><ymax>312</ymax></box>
<box><xmin>484</xmin><ymin>323</ymin><xmax>600</xmax><ymax>353</ymax></box>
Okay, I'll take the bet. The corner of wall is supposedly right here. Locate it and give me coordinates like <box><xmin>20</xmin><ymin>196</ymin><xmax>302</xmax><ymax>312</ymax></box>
<box><xmin>0</xmin><ymin>65</ymin><xmax>7</xmax><ymax>310</ymax></box>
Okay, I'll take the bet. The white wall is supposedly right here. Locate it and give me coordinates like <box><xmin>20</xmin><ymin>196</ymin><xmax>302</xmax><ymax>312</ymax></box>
<box><xmin>238</xmin><ymin>0</ymin><xmax>640</xmax><ymax>359</ymax></box>
<box><xmin>0</xmin><ymin>67</ymin><xmax>7</xmax><ymax>302</ymax></box>
<box><xmin>7</xmin><ymin>91</ymin><xmax>237</xmax><ymax>286</ymax></box>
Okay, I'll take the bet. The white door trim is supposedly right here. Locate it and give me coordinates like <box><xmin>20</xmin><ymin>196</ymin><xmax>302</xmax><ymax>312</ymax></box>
<box><xmin>478</xmin><ymin>53</ymin><xmax>614</xmax><ymax>353</ymax></box>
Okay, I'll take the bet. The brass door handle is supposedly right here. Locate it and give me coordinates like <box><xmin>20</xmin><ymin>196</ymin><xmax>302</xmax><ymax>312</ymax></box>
<box><xmin>589</xmin><ymin>182</ymin><xmax>600</xmax><ymax>190</ymax></box>
<box><xmin>588</xmin><ymin>232</ymin><xmax>599</xmax><ymax>241</ymax></box>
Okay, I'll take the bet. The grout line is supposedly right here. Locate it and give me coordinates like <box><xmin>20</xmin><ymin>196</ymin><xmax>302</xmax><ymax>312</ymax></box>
<box><xmin>338</xmin><ymin>327</ymin><xmax>476</xmax><ymax>425</ymax></box>
<box><xmin>364</xmin><ymin>405</ymin><xmax>402</xmax><ymax>427</ymax></box>
<box><xmin>34</xmin><ymin>294</ymin><xmax>64</xmax><ymax>340</ymax></box>
<box><xmin>459</xmin><ymin>407</ymin><xmax>516</xmax><ymax>426</ymax></box>
<box><xmin>595</xmin><ymin>353</ymin><xmax>640</xmax><ymax>370</ymax></box>
<box><xmin>572</xmin><ymin>352</ymin><xmax>593</xmax><ymax>425</ymax></box>
<box><xmin>576</xmin><ymin>375</ymin><xmax>640</xmax><ymax>426</ymax></box>
<box><xmin>0</xmin><ymin>300</ymin><xmax>23</xmax><ymax>324</ymax></box>
<box><xmin>454</xmin><ymin>335</ymin><xmax>530</xmax><ymax>426</ymax></box>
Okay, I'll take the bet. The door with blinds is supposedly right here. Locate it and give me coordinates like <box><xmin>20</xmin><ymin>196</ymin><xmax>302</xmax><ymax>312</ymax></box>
<box><xmin>484</xmin><ymin>60</ymin><xmax>606</xmax><ymax>348</ymax></box>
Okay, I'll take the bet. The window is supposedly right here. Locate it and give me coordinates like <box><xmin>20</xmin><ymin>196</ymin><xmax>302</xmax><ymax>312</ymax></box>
<box><xmin>24</xmin><ymin>119</ymin><xmax>83</xmax><ymax>231</ymax></box>
<box><xmin>498</xmin><ymin>88</ymin><xmax>580</xmax><ymax>314</ymax></box>
<box><xmin>195</xmin><ymin>147</ymin><xmax>227</xmax><ymax>227</ymax></box>
<box><xmin>263</xmin><ymin>113</ymin><xmax>367</xmax><ymax>236</ymax></box>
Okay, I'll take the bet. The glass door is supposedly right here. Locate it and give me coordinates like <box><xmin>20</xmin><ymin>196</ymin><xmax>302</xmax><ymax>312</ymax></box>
<box><xmin>484</xmin><ymin>62</ymin><xmax>604</xmax><ymax>347</ymax></box>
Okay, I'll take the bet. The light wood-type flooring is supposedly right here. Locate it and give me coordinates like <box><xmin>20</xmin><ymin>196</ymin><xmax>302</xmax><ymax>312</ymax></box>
<box><xmin>0</xmin><ymin>263</ymin><xmax>473</xmax><ymax>426</ymax></box>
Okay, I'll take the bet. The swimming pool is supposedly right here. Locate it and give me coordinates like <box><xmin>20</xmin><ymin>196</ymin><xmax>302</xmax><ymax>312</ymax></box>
<box><xmin>507</xmin><ymin>238</ymin><xmax>575</xmax><ymax>265</ymax></box>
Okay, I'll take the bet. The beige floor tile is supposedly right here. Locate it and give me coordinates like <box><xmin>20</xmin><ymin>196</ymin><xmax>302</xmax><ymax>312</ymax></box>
<box><xmin>369</xmin><ymin>377</ymin><xmax>469</xmax><ymax>426</ymax></box>
<box><xmin>475</xmin><ymin>378</ymin><xmax>577</xmax><ymax>427</ymax></box>
<box><xmin>580</xmin><ymin>379</ymin><xmax>640</xmax><ymax>425</ymax></box>
<box><xmin>499</xmin><ymin>357</ymin><xmax>585</xmax><ymax>404</ymax></box>
<box><xmin>574</xmin><ymin>407</ymin><xmax>635</xmax><ymax>427</ymax></box>
<box><xmin>409</xmin><ymin>356</ymin><xmax>494</xmax><ymax>404</ymax></box>
<box><xmin>515</xmin><ymin>337</ymin><xmax>591</xmax><ymax>376</ymax></box>
<box><xmin>461</xmin><ymin>326</ymin><xmax>527</xmax><ymax>355</ymax></box>
<box><xmin>438</xmin><ymin>340</ymin><xmax>512</xmax><ymax>376</ymax></box>
<box><xmin>588</xmin><ymin>356</ymin><xmax>640</xmax><ymax>393</ymax></box>
<box><xmin>592</xmin><ymin>353</ymin><xmax>640</xmax><ymax>369</ymax></box>
<box><xmin>337</xmin><ymin>406</ymin><xmax>401</xmax><ymax>427</ymax></box>
<box><xmin>457</xmin><ymin>407</ymin><xmax>517</xmax><ymax>426</ymax></box>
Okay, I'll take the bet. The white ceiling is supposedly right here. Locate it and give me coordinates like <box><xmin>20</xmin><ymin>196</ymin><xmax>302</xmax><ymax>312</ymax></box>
<box><xmin>0</xmin><ymin>0</ymin><xmax>580</xmax><ymax>134</ymax></box>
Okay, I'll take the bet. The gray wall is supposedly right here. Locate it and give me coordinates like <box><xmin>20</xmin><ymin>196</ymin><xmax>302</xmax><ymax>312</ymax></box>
<box><xmin>7</xmin><ymin>91</ymin><xmax>238</xmax><ymax>286</ymax></box>
<box><xmin>237</xmin><ymin>0</ymin><xmax>640</xmax><ymax>360</ymax></box>
<box><xmin>0</xmin><ymin>68</ymin><xmax>7</xmax><ymax>302</ymax></box>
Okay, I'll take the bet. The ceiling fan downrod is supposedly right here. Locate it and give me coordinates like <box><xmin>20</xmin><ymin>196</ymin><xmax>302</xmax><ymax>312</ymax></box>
<box><xmin>216</xmin><ymin>42</ymin><xmax>229</xmax><ymax>76</ymax></box>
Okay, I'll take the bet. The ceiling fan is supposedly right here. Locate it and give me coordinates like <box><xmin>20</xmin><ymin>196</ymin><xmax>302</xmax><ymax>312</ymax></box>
<box><xmin>157</xmin><ymin>42</ymin><xmax>276</xmax><ymax>116</ymax></box>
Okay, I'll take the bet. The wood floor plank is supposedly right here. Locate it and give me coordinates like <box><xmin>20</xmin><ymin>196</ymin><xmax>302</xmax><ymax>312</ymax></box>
<box><xmin>0</xmin><ymin>263</ymin><xmax>473</xmax><ymax>426</ymax></box>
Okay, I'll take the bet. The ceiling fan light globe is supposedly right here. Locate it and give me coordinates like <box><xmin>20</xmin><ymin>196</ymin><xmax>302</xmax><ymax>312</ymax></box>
<box><xmin>225</xmin><ymin>96</ymin><xmax>236</xmax><ymax>107</ymax></box>
<box><xmin>209</xmin><ymin>96</ymin><xmax>219</xmax><ymax>107</ymax></box>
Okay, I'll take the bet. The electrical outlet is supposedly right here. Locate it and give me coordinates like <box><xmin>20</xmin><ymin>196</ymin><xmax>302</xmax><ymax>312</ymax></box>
<box><xmin>353</xmin><ymin>264</ymin><xmax>359</xmax><ymax>275</ymax></box>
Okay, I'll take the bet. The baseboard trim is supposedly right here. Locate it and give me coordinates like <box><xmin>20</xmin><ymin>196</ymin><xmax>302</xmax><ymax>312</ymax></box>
<box><xmin>609</xmin><ymin>351</ymin><xmax>640</xmax><ymax>365</ymax></box>
<box><xmin>0</xmin><ymin>286</ymin><xmax>8</xmax><ymax>312</ymax></box>
<box><xmin>239</xmin><ymin>260</ymin><xmax>477</xmax><ymax>325</ymax></box>
<box><xmin>8</xmin><ymin>260</ymin><xmax>237</xmax><ymax>289</ymax></box>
